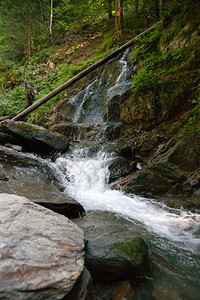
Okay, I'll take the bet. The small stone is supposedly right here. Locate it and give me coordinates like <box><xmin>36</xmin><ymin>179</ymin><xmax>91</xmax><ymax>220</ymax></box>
<box><xmin>110</xmin><ymin>281</ymin><xmax>131</xmax><ymax>300</ymax></box>
<box><xmin>0</xmin><ymin>172</ymin><xmax>9</xmax><ymax>181</ymax></box>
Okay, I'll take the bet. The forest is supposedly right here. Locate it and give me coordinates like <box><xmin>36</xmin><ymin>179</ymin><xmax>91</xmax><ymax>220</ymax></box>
<box><xmin>1</xmin><ymin>0</ymin><xmax>198</xmax><ymax>121</ymax></box>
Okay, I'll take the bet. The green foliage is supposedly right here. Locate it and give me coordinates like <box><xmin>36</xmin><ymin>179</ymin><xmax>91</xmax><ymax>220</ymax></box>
<box><xmin>0</xmin><ymin>0</ymin><xmax>199</xmax><ymax>126</ymax></box>
<box><xmin>0</xmin><ymin>85</ymin><xmax>25</xmax><ymax>116</ymax></box>
<box><xmin>116</xmin><ymin>238</ymin><xmax>147</xmax><ymax>257</ymax></box>
<box><xmin>184</xmin><ymin>83</ymin><xmax>200</xmax><ymax>137</ymax></box>
<box><xmin>133</xmin><ymin>48</ymin><xmax>188</xmax><ymax>95</ymax></box>
<box><xmin>0</xmin><ymin>0</ymin><xmax>50</xmax><ymax>61</ymax></box>
<box><xmin>130</xmin><ymin>3</ymin><xmax>200</xmax><ymax>122</ymax></box>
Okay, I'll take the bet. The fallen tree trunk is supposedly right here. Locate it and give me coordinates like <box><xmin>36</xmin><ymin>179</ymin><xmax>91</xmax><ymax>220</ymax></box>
<box><xmin>12</xmin><ymin>22</ymin><xmax>161</xmax><ymax>121</ymax></box>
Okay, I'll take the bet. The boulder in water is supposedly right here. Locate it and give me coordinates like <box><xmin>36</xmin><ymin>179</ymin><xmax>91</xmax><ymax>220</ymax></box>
<box><xmin>0</xmin><ymin>193</ymin><xmax>85</xmax><ymax>300</ymax></box>
<box><xmin>74</xmin><ymin>211</ymin><xmax>149</xmax><ymax>281</ymax></box>
<box><xmin>0</xmin><ymin>120</ymin><xmax>69</xmax><ymax>154</ymax></box>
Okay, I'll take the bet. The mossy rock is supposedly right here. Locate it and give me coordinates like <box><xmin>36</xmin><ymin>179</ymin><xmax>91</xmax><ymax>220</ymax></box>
<box><xmin>1</xmin><ymin>120</ymin><xmax>70</xmax><ymax>155</ymax></box>
<box><xmin>113</xmin><ymin>162</ymin><xmax>185</xmax><ymax>197</ymax></box>
<box><xmin>74</xmin><ymin>211</ymin><xmax>149</xmax><ymax>281</ymax></box>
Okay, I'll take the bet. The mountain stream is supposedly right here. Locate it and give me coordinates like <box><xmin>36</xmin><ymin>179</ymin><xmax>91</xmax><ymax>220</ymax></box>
<box><xmin>0</xmin><ymin>51</ymin><xmax>200</xmax><ymax>299</ymax></box>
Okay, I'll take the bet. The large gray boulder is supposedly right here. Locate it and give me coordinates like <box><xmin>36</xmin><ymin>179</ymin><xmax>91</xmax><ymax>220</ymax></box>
<box><xmin>74</xmin><ymin>211</ymin><xmax>149</xmax><ymax>281</ymax></box>
<box><xmin>0</xmin><ymin>120</ymin><xmax>69</xmax><ymax>154</ymax></box>
<box><xmin>0</xmin><ymin>146</ymin><xmax>85</xmax><ymax>218</ymax></box>
<box><xmin>0</xmin><ymin>145</ymin><xmax>65</xmax><ymax>191</ymax></box>
<box><xmin>0</xmin><ymin>193</ymin><xmax>85</xmax><ymax>300</ymax></box>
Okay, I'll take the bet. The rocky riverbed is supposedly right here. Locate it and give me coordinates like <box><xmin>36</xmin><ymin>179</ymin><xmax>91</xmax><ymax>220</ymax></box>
<box><xmin>0</xmin><ymin>122</ymin><xmax>199</xmax><ymax>299</ymax></box>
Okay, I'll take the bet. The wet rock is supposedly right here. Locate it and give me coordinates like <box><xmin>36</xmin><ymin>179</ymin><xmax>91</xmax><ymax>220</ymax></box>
<box><xmin>152</xmin><ymin>134</ymin><xmax>200</xmax><ymax>172</ymax></box>
<box><xmin>103</xmin><ymin>122</ymin><xmax>122</xmax><ymax>141</ymax></box>
<box><xmin>187</xmin><ymin>170</ymin><xmax>200</xmax><ymax>189</ymax></box>
<box><xmin>0</xmin><ymin>171</ymin><xmax>9</xmax><ymax>181</ymax></box>
<box><xmin>64</xmin><ymin>267</ymin><xmax>93</xmax><ymax>300</ymax></box>
<box><xmin>110</xmin><ymin>281</ymin><xmax>131</xmax><ymax>300</ymax></box>
<box><xmin>74</xmin><ymin>211</ymin><xmax>149</xmax><ymax>281</ymax></box>
<box><xmin>51</xmin><ymin>123</ymin><xmax>99</xmax><ymax>142</ymax></box>
<box><xmin>4</xmin><ymin>143</ymin><xmax>23</xmax><ymax>151</ymax></box>
<box><xmin>0</xmin><ymin>145</ymin><xmax>66</xmax><ymax>191</ymax></box>
<box><xmin>105</xmin><ymin>95</ymin><xmax>121</xmax><ymax>122</ymax></box>
<box><xmin>0</xmin><ymin>146</ymin><xmax>84</xmax><ymax>217</ymax></box>
<box><xmin>0</xmin><ymin>128</ymin><xmax>18</xmax><ymax>146</ymax></box>
<box><xmin>155</xmin><ymin>195</ymin><xmax>200</xmax><ymax>210</ymax></box>
<box><xmin>1</xmin><ymin>120</ymin><xmax>69</xmax><ymax>155</ymax></box>
<box><xmin>111</xmin><ymin>163</ymin><xmax>185</xmax><ymax>197</ymax></box>
<box><xmin>0</xmin><ymin>193</ymin><xmax>85</xmax><ymax>300</ymax></box>
<box><xmin>118</xmin><ymin>145</ymin><xmax>135</xmax><ymax>160</ymax></box>
<box><xmin>108</xmin><ymin>156</ymin><xmax>136</xmax><ymax>183</ymax></box>
<box><xmin>36</xmin><ymin>198</ymin><xmax>85</xmax><ymax>219</ymax></box>
<box><xmin>136</xmin><ymin>132</ymin><xmax>161</xmax><ymax>158</ymax></box>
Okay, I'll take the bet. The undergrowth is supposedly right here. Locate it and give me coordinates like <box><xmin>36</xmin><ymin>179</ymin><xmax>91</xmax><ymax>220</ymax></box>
<box><xmin>130</xmin><ymin>1</ymin><xmax>200</xmax><ymax>125</ymax></box>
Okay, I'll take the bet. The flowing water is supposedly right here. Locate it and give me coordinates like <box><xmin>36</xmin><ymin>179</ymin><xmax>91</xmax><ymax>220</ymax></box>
<box><xmin>64</xmin><ymin>49</ymin><xmax>133</xmax><ymax>126</ymax></box>
<box><xmin>1</xmin><ymin>147</ymin><xmax>199</xmax><ymax>298</ymax></box>
<box><xmin>53</xmin><ymin>146</ymin><xmax>200</xmax><ymax>299</ymax></box>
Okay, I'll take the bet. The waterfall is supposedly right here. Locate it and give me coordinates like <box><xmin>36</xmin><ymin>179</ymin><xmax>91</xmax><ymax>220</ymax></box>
<box><xmin>73</xmin><ymin>79</ymin><xmax>98</xmax><ymax>123</ymax></box>
<box><xmin>54</xmin><ymin>148</ymin><xmax>200</xmax><ymax>254</ymax></box>
<box><xmin>107</xmin><ymin>49</ymin><xmax>133</xmax><ymax>100</ymax></box>
<box><xmin>65</xmin><ymin>50</ymin><xmax>133</xmax><ymax>125</ymax></box>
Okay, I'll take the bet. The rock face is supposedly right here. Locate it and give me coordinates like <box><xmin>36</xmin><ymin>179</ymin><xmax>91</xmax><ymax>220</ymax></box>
<box><xmin>108</xmin><ymin>156</ymin><xmax>136</xmax><ymax>183</ymax></box>
<box><xmin>0</xmin><ymin>193</ymin><xmax>85</xmax><ymax>300</ymax></box>
<box><xmin>74</xmin><ymin>211</ymin><xmax>149</xmax><ymax>281</ymax></box>
<box><xmin>111</xmin><ymin>162</ymin><xmax>185</xmax><ymax>197</ymax></box>
<box><xmin>0</xmin><ymin>120</ymin><xmax>69</xmax><ymax>154</ymax></box>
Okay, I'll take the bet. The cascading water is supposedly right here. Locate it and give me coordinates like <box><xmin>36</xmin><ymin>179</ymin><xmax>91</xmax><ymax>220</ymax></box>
<box><xmin>107</xmin><ymin>49</ymin><xmax>133</xmax><ymax>101</ymax></box>
<box><xmin>73</xmin><ymin>79</ymin><xmax>98</xmax><ymax>123</ymax></box>
<box><xmin>55</xmin><ymin>148</ymin><xmax>200</xmax><ymax>252</ymax></box>
<box><xmin>53</xmin><ymin>146</ymin><xmax>200</xmax><ymax>299</ymax></box>
<box><xmin>62</xmin><ymin>49</ymin><xmax>133</xmax><ymax>128</ymax></box>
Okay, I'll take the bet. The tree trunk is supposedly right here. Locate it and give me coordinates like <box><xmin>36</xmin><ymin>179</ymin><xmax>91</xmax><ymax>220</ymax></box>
<box><xmin>28</xmin><ymin>15</ymin><xmax>32</xmax><ymax>59</ymax></box>
<box><xmin>50</xmin><ymin>0</ymin><xmax>53</xmax><ymax>36</ymax></box>
<box><xmin>115</xmin><ymin>0</ymin><xmax>123</xmax><ymax>34</ymax></box>
<box><xmin>135</xmin><ymin>0</ymin><xmax>139</xmax><ymax>15</ymax></box>
<box><xmin>159</xmin><ymin>0</ymin><xmax>163</xmax><ymax>16</ymax></box>
<box><xmin>108</xmin><ymin>0</ymin><xmax>113</xmax><ymax>19</ymax></box>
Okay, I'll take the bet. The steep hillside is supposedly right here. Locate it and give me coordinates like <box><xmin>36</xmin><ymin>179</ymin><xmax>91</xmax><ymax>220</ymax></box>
<box><xmin>114</xmin><ymin>1</ymin><xmax>200</xmax><ymax>203</ymax></box>
<box><xmin>37</xmin><ymin>1</ymin><xmax>200</xmax><ymax>204</ymax></box>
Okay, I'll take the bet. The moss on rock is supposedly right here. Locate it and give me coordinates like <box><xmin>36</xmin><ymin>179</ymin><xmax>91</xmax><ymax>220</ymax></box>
<box><xmin>116</xmin><ymin>238</ymin><xmax>147</xmax><ymax>258</ymax></box>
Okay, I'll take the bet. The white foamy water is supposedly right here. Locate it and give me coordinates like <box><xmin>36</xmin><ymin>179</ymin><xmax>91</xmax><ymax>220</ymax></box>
<box><xmin>73</xmin><ymin>79</ymin><xmax>98</xmax><ymax>123</ymax></box>
<box><xmin>55</xmin><ymin>149</ymin><xmax>200</xmax><ymax>252</ymax></box>
<box><xmin>107</xmin><ymin>49</ymin><xmax>133</xmax><ymax>99</ymax></box>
